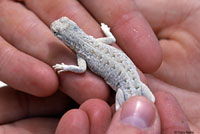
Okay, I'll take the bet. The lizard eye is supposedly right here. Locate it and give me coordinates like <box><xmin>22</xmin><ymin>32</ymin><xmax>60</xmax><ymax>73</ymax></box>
<box><xmin>73</xmin><ymin>26</ymin><xmax>78</xmax><ymax>30</ymax></box>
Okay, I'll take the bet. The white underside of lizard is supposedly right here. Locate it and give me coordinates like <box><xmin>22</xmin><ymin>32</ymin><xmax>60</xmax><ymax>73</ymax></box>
<box><xmin>51</xmin><ymin>17</ymin><xmax>155</xmax><ymax>110</ymax></box>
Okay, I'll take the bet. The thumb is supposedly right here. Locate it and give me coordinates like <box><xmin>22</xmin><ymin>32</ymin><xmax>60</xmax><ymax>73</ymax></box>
<box><xmin>107</xmin><ymin>96</ymin><xmax>160</xmax><ymax>134</ymax></box>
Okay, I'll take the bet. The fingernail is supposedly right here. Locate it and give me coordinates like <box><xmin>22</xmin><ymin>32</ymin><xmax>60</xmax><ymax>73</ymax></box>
<box><xmin>120</xmin><ymin>97</ymin><xmax>155</xmax><ymax>130</ymax></box>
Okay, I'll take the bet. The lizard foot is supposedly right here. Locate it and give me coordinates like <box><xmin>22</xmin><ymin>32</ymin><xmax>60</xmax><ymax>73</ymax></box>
<box><xmin>101</xmin><ymin>23</ymin><xmax>110</xmax><ymax>33</ymax></box>
<box><xmin>52</xmin><ymin>63</ymin><xmax>66</xmax><ymax>74</ymax></box>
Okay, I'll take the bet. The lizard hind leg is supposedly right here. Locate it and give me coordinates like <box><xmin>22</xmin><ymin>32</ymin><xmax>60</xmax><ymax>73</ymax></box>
<box><xmin>115</xmin><ymin>88</ymin><xmax>126</xmax><ymax>111</ymax></box>
<box><xmin>141</xmin><ymin>83</ymin><xmax>155</xmax><ymax>103</ymax></box>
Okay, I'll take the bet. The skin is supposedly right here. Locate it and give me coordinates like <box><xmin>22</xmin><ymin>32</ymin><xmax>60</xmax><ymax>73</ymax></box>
<box><xmin>134</xmin><ymin>0</ymin><xmax>200</xmax><ymax>133</ymax></box>
<box><xmin>0</xmin><ymin>86</ymin><xmax>190</xmax><ymax>134</ymax></box>
<box><xmin>0</xmin><ymin>0</ymin><xmax>161</xmax><ymax>102</ymax></box>
<box><xmin>0</xmin><ymin>0</ymin><xmax>199</xmax><ymax>133</ymax></box>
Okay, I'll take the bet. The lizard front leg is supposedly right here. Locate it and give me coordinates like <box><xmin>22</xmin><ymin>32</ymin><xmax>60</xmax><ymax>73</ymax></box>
<box><xmin>53</xmin><ymin>55</ymin><xmax>87</xmax><ymax>74</ymax></box>
<box><xmin>96</xmin><ymin>23</ymin><xmax>116</xmax><ymax>44</ymax></box>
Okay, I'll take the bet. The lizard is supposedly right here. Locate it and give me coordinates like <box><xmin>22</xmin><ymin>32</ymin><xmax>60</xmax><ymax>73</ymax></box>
<box><xmin>51</xmin><ymin>17</ymin><xmax>155</xmax><ymax>110</ymax></box>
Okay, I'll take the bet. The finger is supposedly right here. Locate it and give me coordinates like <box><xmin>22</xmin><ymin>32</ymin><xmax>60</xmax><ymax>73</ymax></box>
<box><xmin>0</xmin><ymin>37</ymin><xmax>58</xmax><ymax>96</ymax></box>
<box><xmin>79</xmin><ymin>0</ymin><xmax>162</xmax><ymax>73</ymax></box>
<box><xmin>18</xmin><ymin>0</ymin><xmax>102</xmax><ymax>36</ymax></box>
<box><xmin>107</xmin><ymin>96</ymin><xmax>160</xmax><ymax>134</ymax></box>
<box><xmin>1</xmin><ymin>118</ymin><xmax>58</xmax><ymax>134</ymax></box>
<box><xmin>0</xmin><ymin>1</ymin><xmax>109</xmax><ymax>103</ymax></box>
<box><xmin>22</xmin><ymin>0</ymin><xmax>162</xmax><ymax>73</ymax></box>
<box><xmin>147</xmin><ymin>74</ymin><xmax>200</xmax><ymax>129</ymax></box>
<box><xmin>0</xmin><ymin>86</ymin><xmax>73</xmax><ymax>124</ymax></box>
<box><xmin>56</xmin><ymin>109</ymin><xmax>89</xmax><ymax>134</ymax></box>
<box><xmin>80</xmin><ymin>99</ymin><xmax>112</xmax><ymax>134</ymax></box>
<box><xmin>155</xmin><ymin>91</ymin><xmax>190</xmax><ymax>134</ymax></box>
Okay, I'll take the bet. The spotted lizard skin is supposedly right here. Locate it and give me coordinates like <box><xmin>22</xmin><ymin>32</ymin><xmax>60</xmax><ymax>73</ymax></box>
<box><xmin>51</xmin><ymin>17</ymin><xmax>155</xmax><ymax>110</ymax></box>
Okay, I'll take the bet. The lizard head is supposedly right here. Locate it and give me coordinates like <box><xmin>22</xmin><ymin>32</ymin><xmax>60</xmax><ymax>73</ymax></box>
<box><xmin>50</xmin><ymin>17</ymin><xmax>81</xmax><ymax>49</ymax></box>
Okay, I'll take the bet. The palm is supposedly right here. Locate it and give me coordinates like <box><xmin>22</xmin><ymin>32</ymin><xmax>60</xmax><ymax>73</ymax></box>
<box><xmin>136</xmin><ymin>0</ymin><xmax>200</xmax><ymax>132</ymax></box>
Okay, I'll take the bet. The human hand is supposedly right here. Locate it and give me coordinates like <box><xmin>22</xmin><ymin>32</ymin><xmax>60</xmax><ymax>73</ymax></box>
<box><xmin>133</xmin><ymin>0</ymin><xmax>200</xmax><ymax>133</ymax></box>
<box><xmin>0</xmin><ymin>86</ymin><xmax>188</xmax><ymax>134</ymax></box>
<box><xmin>56</xmin><ymin>91</ymin><xmax>190</xmax><ymax>134</ymax></box>
<box><xmin>0</xmin><ymin>0</ymin><xmax>162</xmax><ymax>103</ymax></box>
<box><xmin>0</xmin><ymin>86</ymin><xmax>76</xmax><ymax>133</ymax></box>
<box><xmin>135</xmin><ymin>0</ymin><xmax>200</xmax><ymax>92</ymax></box>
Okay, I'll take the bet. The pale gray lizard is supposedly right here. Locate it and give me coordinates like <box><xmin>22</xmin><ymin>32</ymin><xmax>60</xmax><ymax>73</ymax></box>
<box><xmin>51</xmin><ymin>17</ymin><xmax>155</xmax><ymax>110</ymax></box>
